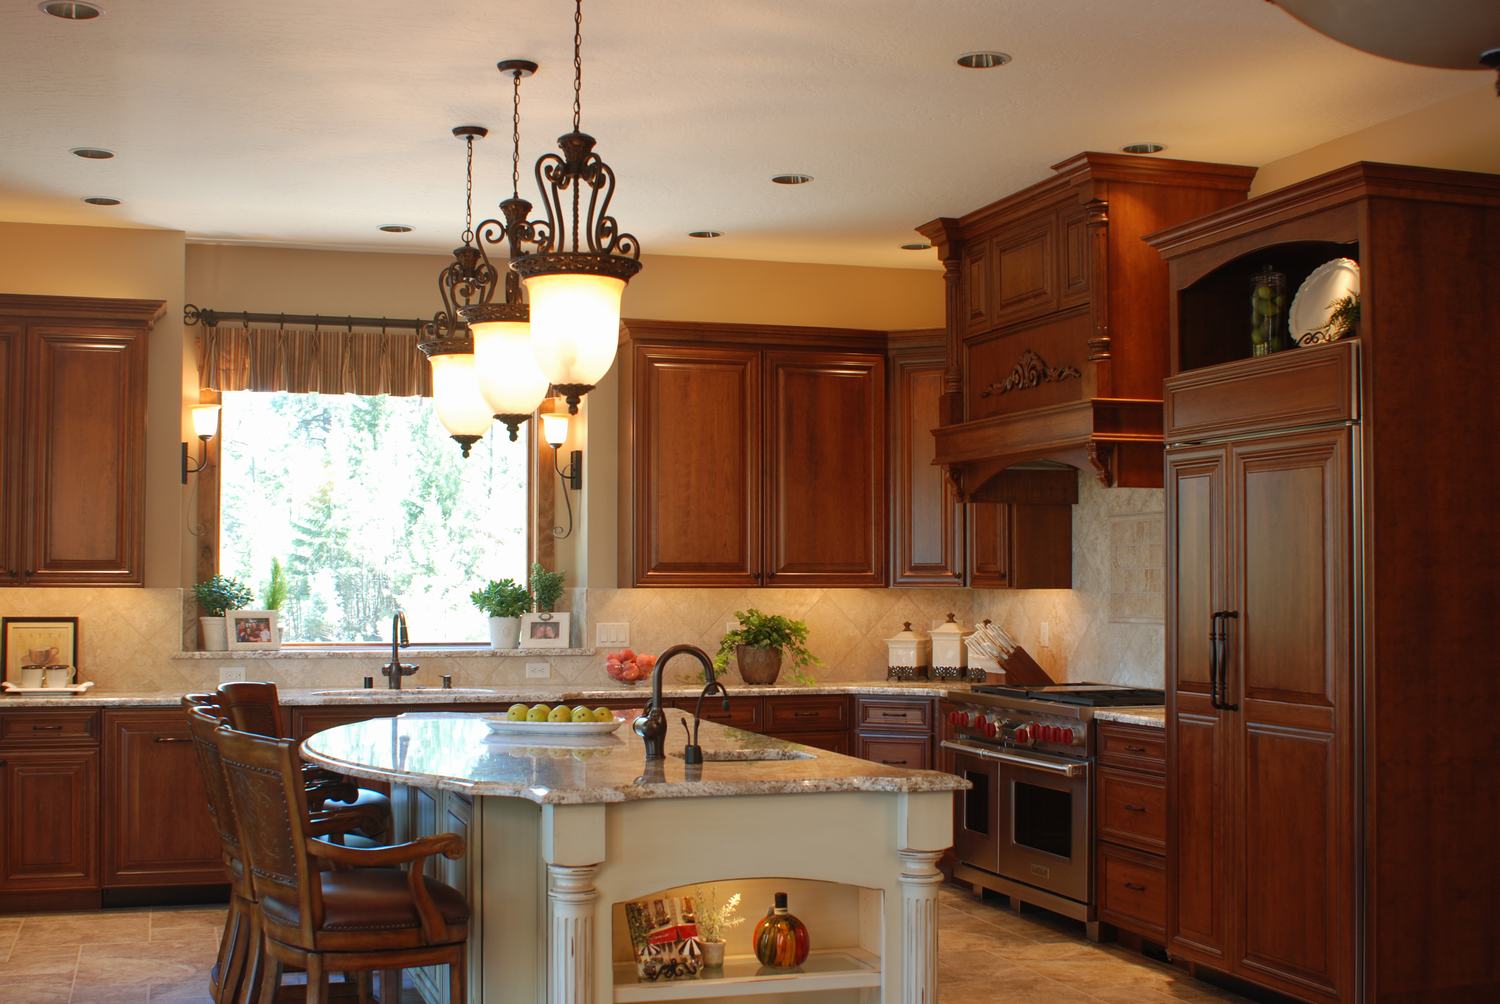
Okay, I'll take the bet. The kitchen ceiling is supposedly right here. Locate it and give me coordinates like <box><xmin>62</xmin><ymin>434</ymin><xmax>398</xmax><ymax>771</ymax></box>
<box><xmin>0</xmin><ymin>0</ymin><xmax>1486</xmax><ymax>268</ymax></box>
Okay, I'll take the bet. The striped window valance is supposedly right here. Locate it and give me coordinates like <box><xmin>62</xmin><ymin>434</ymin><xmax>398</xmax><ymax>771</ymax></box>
<box><xmin>198</xmin><ymin>325</ymin><xmax>433</xmax><ymax>397</ymax></box>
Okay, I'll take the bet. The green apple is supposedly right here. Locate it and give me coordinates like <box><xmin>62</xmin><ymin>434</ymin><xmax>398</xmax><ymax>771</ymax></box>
<box><xmin>547</xmin><ymin>705</ymin><xmax>572</xmax><ymax>723</ymax></box>
<box><xmin>571</xmin><ymin>706</ymin><xmax>593</xmax><ymax>723</ymax></box>
<box><xmin>592</xmin><ymin>707</ymin><xmax>613</xmax><ymax>723</ymax></box>
<box><xmin>506</xmin><ymin>703</ymin><xmax>528</xmax><ymax>721</ymax></box>
<box><xmin>527</xmin><ymin>704</ymin><xmax>551</xmax><ymax>722</ymax></box>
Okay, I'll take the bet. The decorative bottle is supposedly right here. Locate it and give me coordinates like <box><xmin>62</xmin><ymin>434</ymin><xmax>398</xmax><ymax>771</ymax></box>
<box><xmin>753</xmin><ymin>892</ymin><xmax>810</xmax><ymax>969</ymax></box>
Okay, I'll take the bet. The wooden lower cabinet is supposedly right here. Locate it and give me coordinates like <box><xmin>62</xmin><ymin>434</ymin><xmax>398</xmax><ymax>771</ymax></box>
<box><xmin>1094</xmin><ymin>721</ymin><xmax>1168</xmax><ymax>945</ymax></box>
<box><xmin>102</xmin><ymin>710</ymin><xmax>223</xmax><ymax>888</ymax></box>
<box><xmin>854</xmin><ymin>734</ymin><xmax>930</xmax><ymax>770</ymax></box>
<box><xmin>1097</xmin><ymin>843</ymin><xmax>1166</xmax><ymax>942</ymax></box>
<box><xmin>775</xmin><ymin>730</ymin><xmax>850</xmax><ymax>755</ymax></box>
<box><xmin>853</xmin><ymin>697</ymin><xmax>933</xmax><ymax>770</ymax></box>
<box><xmin>0</xmin><ymin>748</ymin><xmax>98</xmax><ymax>894</ymax></box>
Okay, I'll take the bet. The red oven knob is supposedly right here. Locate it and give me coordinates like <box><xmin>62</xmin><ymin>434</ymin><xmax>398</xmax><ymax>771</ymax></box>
<box><xmin>948</xmin><ymin>710</ymin><xmax>960</xmax><ymax>726</ymax></box>
<box><xmin>985</xmin><ymin>720</ymin><xmax>998</xmax><ymax>738</ymax></box>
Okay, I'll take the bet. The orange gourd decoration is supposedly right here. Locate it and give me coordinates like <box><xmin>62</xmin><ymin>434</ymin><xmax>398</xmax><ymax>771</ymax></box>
<box><xmin>752</xmin><ymin>892</ymin><xmax>810</xmax><ymax>969</ymax></box>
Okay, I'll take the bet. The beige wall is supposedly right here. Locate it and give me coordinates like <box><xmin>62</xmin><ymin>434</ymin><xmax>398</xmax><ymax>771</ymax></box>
<box><xmin>1250</xmin><ymin>83</ymin><xmax>1500</xmax><ymax>196</ymax></box>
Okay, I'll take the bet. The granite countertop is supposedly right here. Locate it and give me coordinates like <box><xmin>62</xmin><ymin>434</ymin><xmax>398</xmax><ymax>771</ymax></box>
<box><xmin>300</xmin><ymin>710</ymin><xmax>969</xmax><ymax>805</ymax></box>
<box><xmin>1092</xmin><ymin>706</ymin><xmax>1166</xmax><ymax>728</ymax></box>
<box><xmin>0</xmin><ymin>680</ymin><xmax>971</xmax><ymax>709</ymax></box>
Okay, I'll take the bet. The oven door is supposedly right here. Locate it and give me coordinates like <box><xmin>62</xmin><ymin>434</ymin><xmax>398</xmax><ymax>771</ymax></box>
<box><xmin>949</xmin><ymin>749</ymin><xmax>1001</xmax><ymax>874</ymax></box>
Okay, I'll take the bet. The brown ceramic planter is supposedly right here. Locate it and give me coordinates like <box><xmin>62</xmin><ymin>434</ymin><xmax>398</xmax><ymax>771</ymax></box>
<box><xmin>735</xmin><ymin>644</ymin><xmax>784</xmax><ymax>686</ymax></box>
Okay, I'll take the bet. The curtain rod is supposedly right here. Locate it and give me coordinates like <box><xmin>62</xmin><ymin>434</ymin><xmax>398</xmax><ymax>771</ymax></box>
<box><xmin>183</xmin><ymin>303</ymin><xmax>429</xmax><ymax>332</ymax></box>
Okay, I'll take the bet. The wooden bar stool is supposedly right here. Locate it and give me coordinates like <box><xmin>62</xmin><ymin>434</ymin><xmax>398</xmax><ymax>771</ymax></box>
<box><xmin>214</xmin><ymin>722</ymin><xmax>470</xmax><ymax>1004</ymax></box>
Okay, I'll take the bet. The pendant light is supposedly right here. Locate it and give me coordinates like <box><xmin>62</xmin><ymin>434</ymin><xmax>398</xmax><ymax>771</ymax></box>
<box><xmin>419</xmin><ymin>126</ymin><xmax>504</xmax><ymax>457</ymax></box>
<box><xmin>511</xmin><ymin>0</ymin><xmax>642</xmax><ymax>414</ymax></box>
<box><xmin>459</xmin><ymin>59</ymin><xmax>550</xmax><ymax>442</ymax></box>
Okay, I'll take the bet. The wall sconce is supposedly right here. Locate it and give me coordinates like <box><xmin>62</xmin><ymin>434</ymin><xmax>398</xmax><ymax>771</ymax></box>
<box><xmin>539</xmin><ymin>397</ymin><xmax>582</xmax><ymax>538</ymax></box>
<box><xmin>181</xmin><ymin>404</ymin><xmax>221</xmax><ymax>483</ymax></box>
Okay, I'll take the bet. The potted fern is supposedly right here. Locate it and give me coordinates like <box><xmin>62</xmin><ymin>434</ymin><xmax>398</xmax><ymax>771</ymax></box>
<box><xmin>713</xmin><ymin>608</ymin><xmax>821</xmax><ymax>686</ymax></box>
<box><xmin>471</xmin><ymin>578</ymin><xmax>531</xmax><ymax>649</ymax></box>
<box><xmin>194</xmin><ymin>574</ymin><xmax>254</xmax><ymax>652</ymax></box>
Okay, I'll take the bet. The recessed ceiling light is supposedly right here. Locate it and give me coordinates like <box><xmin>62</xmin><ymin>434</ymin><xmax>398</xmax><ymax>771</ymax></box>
<box><xmin>688</xmin><ymin>230</ymin><xmax>723</xmax><ymax>239</ymax></box>
<box><xmin>900</xmin><ymin>242</ymin><xmax>933</xmax><ymax>251</ymax></box>
<box><xmin>82</xmin><ymin>196</ymin><xmax>120</xmax><ymax>206</ymax></box>
<box><xmin>377</xmin><ymin>224</ymin><xmax>413</xmax><ymax>233</ymax></box>
<box><xmin>956</xmin><ymin>51</ymin><xmax>1011</xmax><ymax>69</ymax></box>
<box><xmin>1122</xmin><ymin>143</ymin><xmax>1166</xmax><ymax>155</ymax></box>
<box><xmin>70</xmin><ymin>147</ymin><xmax>114</xmax><ymax>160</ymax></box>
<box><xmin>771</xmin><ymin>174</ymin><xmax>813</xmax><ymax>186</ymax></box>
<box><xmin>39</xmin><ymin>1</ymin><xmax>103</xmax><ymax>20</ymax></box>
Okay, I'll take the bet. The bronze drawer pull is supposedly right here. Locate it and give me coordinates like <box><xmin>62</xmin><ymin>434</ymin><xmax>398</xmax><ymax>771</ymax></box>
<box><xmin>1124</xmin><ymin>803</ymin><xmax>1147</xmax><ymax>812</ymax></box>
<box><xmin>154</xmin><ymin>736</ymin><xmax>191</xmax><ymax>744</ymax></box>
<box><xmin>793</xmin><ymin>710</ymin><xmax>820</xmax><ymax>718</ymax></box>
<box><xmin>1123</xmin><ymin>744</ymin><xmax>1147</xmax><ymax>753</ymax></box>
<box><xmin>1124</xmin><ymin>881</ymin><xmax>1147</xmax><ymax>891</ymax></box>
<box><xmin>31</xmin><ymin>724</ymin><xmax>64</xmax><ymax>731</ymax></box>
<box><xmin>880</xmin><ymin>759</ymin><xmax>906</xmax><ymax>766</ymax></box>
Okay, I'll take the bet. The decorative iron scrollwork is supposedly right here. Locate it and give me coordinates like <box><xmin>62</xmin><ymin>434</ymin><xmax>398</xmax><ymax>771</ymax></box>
<box><xmin>978</xmin><ymin>348</ymin><xmax>1083</xmax><ymax>398</ymax></box>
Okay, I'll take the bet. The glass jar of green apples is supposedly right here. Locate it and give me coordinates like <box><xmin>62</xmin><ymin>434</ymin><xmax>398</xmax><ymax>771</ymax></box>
<box><xmin>1249</xmin><ymin>267</ymin><xmax>1288</xmax><ymax>357</ymax></box>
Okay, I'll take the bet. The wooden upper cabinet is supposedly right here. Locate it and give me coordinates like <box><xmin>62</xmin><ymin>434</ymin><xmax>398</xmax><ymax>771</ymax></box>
<box><xmin>632</xmin><ymin>345</ymin><xmax>761</xmax><ymax>586</ymax></box>
<box><xmin>890</xmin><ymin>343</ymin><xmax>962</xmax><ymax>586</ymax></box>
<box><xmin>962</xmin><ymin>246</ymin><xmax>988</xmax><ymax>332</ymax></box>
<box><xmin>989</xmin><ymin>212</ymin><xmax>1059</xmax><ymax>327</ymax></box>
<box><xmin>766</xmin><ymin>350</ymin><xmax>886</xmax><ymax>586</ymax></box>
<box><xmin>967</xmin><ymin>501</ymin><xmax>1071</xmax><ymax>589</ymax></box>
<box><xmin>0</xmin><ymin>295</ymin><xmax>162</xmax><ymax>588</ymax></box>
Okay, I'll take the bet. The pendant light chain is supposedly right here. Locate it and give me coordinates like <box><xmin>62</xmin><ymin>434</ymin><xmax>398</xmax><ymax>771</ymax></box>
<box><xmin>462</xmin><ymin>133</ymin><xmax>476</xmax><ymax>245</ymax></box>
<box><xmin>511</xmin><ymin>68</ymin><xmax>523</xmax><ymax>199</ymax></box>
<box><xmin>572</xmin><ymin>0</ymin><xmax>583</xmax><ymax>132</ymax></box>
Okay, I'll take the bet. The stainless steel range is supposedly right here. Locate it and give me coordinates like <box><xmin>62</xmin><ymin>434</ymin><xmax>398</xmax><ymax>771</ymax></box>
<box><xmin>942</xmin><ymin>683</ymin><xmax>1164</xmax><ymax>932</ymax></box>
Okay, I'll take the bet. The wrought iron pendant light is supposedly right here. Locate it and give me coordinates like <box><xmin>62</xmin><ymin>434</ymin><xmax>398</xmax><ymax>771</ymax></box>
<box><xmin>511</xmin><ymin>0</ymin><xmax>642</xmax><ymax>414</ymax></box>
<box><xmin>419</xmin><ymin>126</ymin><xmax>503</xmax><ymax>457</ymax></box>
<box><xmin>460</xmin><ymin>59</ymin><xmax>551</xmax><ymax>442</ymax></box>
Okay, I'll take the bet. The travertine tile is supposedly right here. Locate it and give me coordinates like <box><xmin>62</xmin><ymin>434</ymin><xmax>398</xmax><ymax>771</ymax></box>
<box><xmin>147</xmin><ymin>909</ymin><xmax>225</xmax><ymax>942</ymax></box>
<box><xmin>0</xmin><ymin>943</ymin><xmax>79</xmax><ymax>978</ymax></box>
<box><xmin>15</xmin><ymin>913</ymin><xmax>149</xmax><ymax>948</ymax></box>
<box><xmin>75</xmin><ymin>939</ymin><xmax>218</xmax><ymax>991</ymax></box>
<box><xmin>0</xmin><ymin>973</ymin><xmax>72</xmax><ymax>1004</ymax></box>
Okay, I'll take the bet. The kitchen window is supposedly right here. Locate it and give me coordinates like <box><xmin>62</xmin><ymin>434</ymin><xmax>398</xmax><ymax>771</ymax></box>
<box><xmin>216</xmin><ymin>390</ymin><xmax>529</xmax><ymax>644</ymax></box>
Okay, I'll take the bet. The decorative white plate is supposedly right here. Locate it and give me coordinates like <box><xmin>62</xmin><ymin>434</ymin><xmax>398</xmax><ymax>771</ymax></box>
<box><xmin>1</xmin><ymin>680</ymin><xmax>95</xmax><ymax>697</ymax></box>
<box><xmin>1290</xmin><ymin>258</ymin><xmax>1360</xmax><ymax>346</ymax></box>
<box><xmin>482</xmin><ymin>715</ymin><xmax>627</xmax><ymax>737</ymax></box>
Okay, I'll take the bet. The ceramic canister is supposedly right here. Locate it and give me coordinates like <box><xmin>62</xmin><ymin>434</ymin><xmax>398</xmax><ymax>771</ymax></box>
<box><xmin>885</xmin><ymin>622</ymin><xmax>931</xmax><ymax>681</ymax></box>
<box><xmin>930</xmin><ymin>612</ymin><xmax>972</xmax><ymax>681</ymax></box>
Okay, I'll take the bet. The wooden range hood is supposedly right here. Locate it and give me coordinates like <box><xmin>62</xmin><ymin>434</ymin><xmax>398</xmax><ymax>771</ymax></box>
<box><xmin>917</xmin><ymin>153</ymin><xmax>1255</xmax><ymax>499</ymax></box>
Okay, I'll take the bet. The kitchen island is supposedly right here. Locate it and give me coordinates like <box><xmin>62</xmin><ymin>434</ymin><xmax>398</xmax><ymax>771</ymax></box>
<box><xmin>302</xmin><ymin>709</ymin><xmax>966</xmax><ymax>1004</ymax></box>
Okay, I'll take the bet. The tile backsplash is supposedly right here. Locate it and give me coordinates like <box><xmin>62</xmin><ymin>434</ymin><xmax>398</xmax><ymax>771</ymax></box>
<box><xmin>0</xmin><ymin>478</ymin><xmax>1165</xmax><ymax>692</ymax></box>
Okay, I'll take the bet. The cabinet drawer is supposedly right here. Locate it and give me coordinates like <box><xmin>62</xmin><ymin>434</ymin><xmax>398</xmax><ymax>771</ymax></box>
<box><xmin>674</xmin><ymin>697</ymin><xmax>762</xmax><ymax>730</ymax></box>
<box><xmin>1097</xmin><ymin>766</ymin><xmax>1166</xmax><ymax>853</ymax></box>
<box><xmin>1097</xmin><ymin>721</ymin><xmax>1165</xmax><ymax>773</ymax></box>
<box><xmin>763</xmin><ymin>697</ymin><xmax>848</xmax><ymax>733</ymax></box>
<box><xmin>855</xmin><ymin>734</ymin><xmax>931</xmax><ymax>770</ymax></box>
<box><xmin>1097</xmin><ymin>844</ymin><xmax>1166</xmax><ymax>938</ymax></box>
<box><xmin>856</xmin><ymin>698</ymin><xmax>931</xmax><ymax>732</ymax></box>
<box><xmin>1165</xmin><ymin>340</ymin><xmax>1356</xmax><ymax>442</ymax></box>
<box><xmin>770</xmin><ymin>729</ymin><xmax>849</xmax><ymax>756</ymax></box>
<box><xmin>0</xmin><ymin>710</ymin><xmax>99</xmax><ymax>746</ymax></box>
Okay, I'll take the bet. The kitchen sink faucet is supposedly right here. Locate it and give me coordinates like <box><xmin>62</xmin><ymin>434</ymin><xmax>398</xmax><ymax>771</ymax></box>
<box><xmin>380</xmin><ymin>609</ymin><xmax>420</xmax><ymax>690</ymax></box>
<box><xmin>634</xmin><ymin>644</ymin><xmax>724</xmax><ymax>761</ymax></box>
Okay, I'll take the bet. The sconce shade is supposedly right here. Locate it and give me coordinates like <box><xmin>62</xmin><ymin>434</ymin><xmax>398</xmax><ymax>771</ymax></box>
<box><xmin>427</xmin><ymin>351</ymin><xmax>493</xmax><ymax>454</ymax></box>
<box><xmin>190</xmin><ymin>404</ymin><xmax>221</xmax><ymax>439</ymax></box>
<box><xmin>521</xmin><ymin>270</ymin><xmax>628</xmax><ymax>403</ymax></box>
<box><xmin>538</xmin><ymin>396</ymin><xmax>571</xmax><ymax>448</ymax></box>
<box><xmin>470</xmin><ymin>315</ymin><xmax>549</xmax><ymax>439</ymax></box>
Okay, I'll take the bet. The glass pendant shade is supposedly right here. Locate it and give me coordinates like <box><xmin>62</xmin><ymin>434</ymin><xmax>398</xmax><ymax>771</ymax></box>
<box><xmin>522</xmin><ymin>270</ymin><xmax>628</xmax><ymax>404</ymax></box>
<box><xmin>427</xmin><ymin>351</ymin><xmax>493</xmax><ymax>457</ymax></box>
<box><xmin>464</xmin><ymin>306</ymin><xmax>549</xmax><ymax>441</ymax></box>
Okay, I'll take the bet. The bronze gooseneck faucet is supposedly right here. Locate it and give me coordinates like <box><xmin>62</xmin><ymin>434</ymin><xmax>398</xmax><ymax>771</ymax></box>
<box><xmin>633</xmin><ymin>644</ymin><xmax>726</xmax><ymax>761</ymax></box>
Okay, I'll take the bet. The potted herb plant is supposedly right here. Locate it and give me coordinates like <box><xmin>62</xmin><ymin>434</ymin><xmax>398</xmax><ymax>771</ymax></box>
<box><xmin>713</xmin><ymin>608</ymin><xmax>821</xmax><ymax>686</ymax></box>
<box><xmin>692</xmin><ymin>887</ymin><xmax>745</xmax><ymax>969</ymax></box>
<box><xmin>471</xmin><ymin>577</ymin><xmax>531</xmax><ymax>649</ymax></box>
<box><xmin>263</xmin><ymin>557</ymin><xmax>289</xmax><ymax>643</ymax></box>
<box><xmin>529</xmin><ymin>562</ymin><xmax>565</xmax><ymax>613</ymax></box>
<box><xmin>194</xmin><ymin>574</ymin><xmax>254</xmax><ymax>652</ymax></box>
<box><xmin>523</xmin><ymin>563</ymin><xmax>570</xmax><ymax>647</ymax></box>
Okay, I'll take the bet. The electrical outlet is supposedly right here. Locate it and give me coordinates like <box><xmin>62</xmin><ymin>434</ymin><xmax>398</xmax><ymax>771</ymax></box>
<box><xmin>596</xmin><ymin>622</ymin><xmax>630</xmax><ymax>646</ymax></box>
<box><xmin>1039</xmin><ymin>621</ymin><xmax>1051</xmax><ymax>647</ymax></box>
<box><xmin>525</xmin><ymin>661</ymin><xmax>551</xmax><ymax>680</ymax></box>
<box><xmin>219</xmin><ymin>666</ymin><xmax>246</xmax><ymax>683</ymax></box>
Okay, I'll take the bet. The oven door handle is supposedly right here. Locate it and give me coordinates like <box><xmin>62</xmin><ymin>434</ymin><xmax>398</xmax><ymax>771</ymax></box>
<box><xmin>941</xmin><ymin>740</ymin><xmax>1088</xmax><ymax>778</ymax></box>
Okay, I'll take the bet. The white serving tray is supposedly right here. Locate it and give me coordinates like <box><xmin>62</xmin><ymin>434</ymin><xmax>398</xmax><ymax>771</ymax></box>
<box><xmin>482</xmin><ymin>714</ymin><xmax>627</xmax><ymax>737</ymax></box>
<box><xmin>2</xmin><ymin>680</ymin><xmax>96</xmax><ymax>697</ymax></box>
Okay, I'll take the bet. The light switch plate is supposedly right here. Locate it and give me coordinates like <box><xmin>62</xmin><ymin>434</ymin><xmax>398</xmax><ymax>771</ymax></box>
<box><xmin>219</xmin><ymin>666</ymin><xmax>246</xmax><ymax>683</ymax></box>
<box><xmin>597</xmin><ymin>622</ymin><xmax>630</xmax><ymax>646</ymax></box>
<box><xmin>525</xmin><ymin>661</ymin><xmax>551</xmax><ymax>680</ymax></box>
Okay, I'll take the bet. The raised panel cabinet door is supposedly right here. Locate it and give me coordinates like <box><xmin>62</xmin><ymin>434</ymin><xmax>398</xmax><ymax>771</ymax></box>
<box><xmin>1059</xmin><ymin>202</ymin><xmax>1093</xmax><ymax>308</ymax></box>
<box><xmin>0</xmin><ymin>749</ymin><xmax>98</xmax><ymax>891</ymax></box>
<box><xmin>966</xmin><ymin>502</ymin><xmax>1010</xmax><ymax>588</ymax></box>
<box><xmin>633</xmin><ymin>344</ymin><xmax>761</xmax><ymax>586</ymax></box>
<box><xmin>963</xmin><ymin>247</ymin><xmax>988</xmax><ymax>332</ymax></box>
<box><xmin>102</xmin><ymin>711</ymin><xmax>223</xmax><ymax>886</ymax></box>
<box><xmin>765</xmin><ymin>351</ymin><xmax>886</xmax><ymax>586</ymax></box>
<box><xmin>1227</xmin><ymin>429</ymin><xmax>1353</xmax><ymax>1002</ymax></box>
<box><xmin>26</xmin><ymin>325</ymin><xmax>147</xmax><ymax>585</ymax></box>
<box><xmin>989</xmin><ymin>213</ymin><xmax>1059</xmax><ymax>326</ymax></box>
<box><xmin>0</xmin><ymin>323</ymin><xmax>21</xmax><ymax>584</ymax></box>
<box><xmin>1165</xmin><ymin>445</ymin><xmax>1231</xmax><ymax>966</ymax></box>
<box><xmin>891</xmin><ymin>353</ymin><xmax>963</xmax><ymax>585</ymax></box>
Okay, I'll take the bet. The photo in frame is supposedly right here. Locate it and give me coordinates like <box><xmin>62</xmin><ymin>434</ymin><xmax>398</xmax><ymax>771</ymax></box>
<box><xmin>1</xmin><ymin>617</ymin><xmax>80</xmax><ymax>685</ymax></box>
<box><xmin>226</xmin><ymin>610</ymin><xmax>280</xmax><ymax>651</ymax></box>
<box><xmin>519</xmin><ymin>611</ymin><xmax>571</xmax><ymax>649</ymax></box>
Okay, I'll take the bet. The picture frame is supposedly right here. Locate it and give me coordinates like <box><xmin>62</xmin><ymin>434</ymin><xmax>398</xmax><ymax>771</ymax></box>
<box><xmin>226</xmin><ymin>610</ymin><xmax>280</xmax><ymax>651</ymax></box>
<box><xmin>1</xmin><ymin>617</ymin><xmax>80</xmax><ymax>685</ymax></box>
<box><xmin>519</xmin><ymin>611</ymin><xmax>570</xmax><ymax>649</ymax></box>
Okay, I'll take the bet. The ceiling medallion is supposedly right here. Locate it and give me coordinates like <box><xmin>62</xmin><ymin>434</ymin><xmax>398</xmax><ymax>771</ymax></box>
<box><xmin>979</xmin><ymin>348</ymin><xmax>1083</xmax><ymax>398</ymax></box>
<box><xmin>509</xmin><ymin>0</ymin><xmax>642</xmax><ymax>414</ymax></box>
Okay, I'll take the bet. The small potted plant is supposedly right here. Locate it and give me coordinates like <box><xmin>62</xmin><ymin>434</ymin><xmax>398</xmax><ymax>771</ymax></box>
<box><xmin>693</xmin><ymin>887</ymin><xmax>745</xmax><ymax>970</ymax></box>
<box><xmin>713</xmin><ymin>608</ymin><xmax>821</xmax><ymax>686</ymax></box>
<box><xmin>194</xmin><ymin>574</ymin><xmax>254</xmax><ymax>652</ymax></box>
<box><xmin>521</xmin><ymin>563</ymin><xmax>570</xmax><ymax>647</ymax></box>
<box><xmin>263</xmin><ymin>557</ymin><xmax>289</xmax><ymax>642</ymax></box>
<box><xmin>471</xmin><ymin>577</ymin><xmax>531</xmax><ymax>649</ymax></box>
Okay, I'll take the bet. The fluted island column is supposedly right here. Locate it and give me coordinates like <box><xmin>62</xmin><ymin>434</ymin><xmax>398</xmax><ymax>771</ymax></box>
<box><xmin>548</xmin><ymin>862</ymin><xmax>600</xmax><ymax>1004</ymax></box>
<box><xmin>899</xmin><ymin>848</ymin><xmax>944</xmax><ymax>1004</ymax></box>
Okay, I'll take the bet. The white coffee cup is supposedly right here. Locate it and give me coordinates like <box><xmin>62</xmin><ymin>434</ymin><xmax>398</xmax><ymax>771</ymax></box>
<box><xmin>20</xmin><ymin>666</ymin><xmax>44</xmax><ymax>688</ymax></box>
<box><xmin>43</xmin><ymin>665</ymin><xmax>74</xmax><ymax>689</ymax></box>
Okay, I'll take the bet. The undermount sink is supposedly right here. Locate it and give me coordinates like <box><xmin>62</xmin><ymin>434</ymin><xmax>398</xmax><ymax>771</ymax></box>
<box><xmin>670</xmin><ymin>748</ymin><xmax>816</xmax><ymax>762</ymax></box>
<box><xmin>311</xmin><ymin>687</ymin><xmax>500</xmax><ymax>697</ymax></box>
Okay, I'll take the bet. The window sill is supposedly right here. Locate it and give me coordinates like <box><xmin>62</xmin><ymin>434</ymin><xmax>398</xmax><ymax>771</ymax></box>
<box><xmin>172</xmin><ymin>646</ymin><xmax>597</xmax><ymax>660</ymax></box>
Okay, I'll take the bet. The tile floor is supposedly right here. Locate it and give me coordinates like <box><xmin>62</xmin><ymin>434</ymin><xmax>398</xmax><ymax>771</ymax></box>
<box><xmin>0</xmin><ymin>885</ymin><xmax>1252</xmax><ymax>1003</ymax></box>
